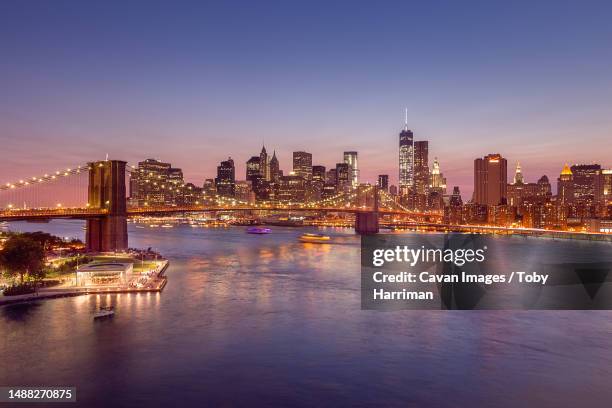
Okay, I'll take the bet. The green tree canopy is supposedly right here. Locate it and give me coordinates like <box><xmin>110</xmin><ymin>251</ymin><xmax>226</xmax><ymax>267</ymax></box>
<box><xmin>0</xmin><ymin>235</ymin><xmax>46</xmax><ymax>283</ymax></box>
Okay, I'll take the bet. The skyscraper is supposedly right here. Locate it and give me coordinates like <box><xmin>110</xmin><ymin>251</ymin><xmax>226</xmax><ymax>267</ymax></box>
<box><xmin>557</xmin><ymin>164</ymin><xmax>574</xmax><ymax>205</ymax></box>
<box><xmin>131</xmin><ymin>158</ymin><xmax>183</xmax><ymax>206</ymax></box>
<box><xmin>429</xmin><ymin>157</ymin><xmax>447</xmax><ymax>195</ymax></box>
<box><xmin>399</xmin><ymin>110</ymin><xmax>414</xmax><ymax>195</ymax></box>
<box><xmin>343</xmin><ymin>151</ymin><xmax>359</xmax><ymax>188</ymax></box>
<box><xmin>570</xmin><ymin>164</ymin><xmax>601</xmax><ymax>205</ymax></box>
<box><xmin>474</xmin><ymin>154</ymin><xmax>508</xmax><ymax>206</ymax></box>
<box><xmin>595</xmin><ymin>169</ymin><xmax>612</xmax><ymax>207</ymax></box>
<box><xmin>269</xmin><ymin>151</ymin><xmax>280</xmax><ymax>183</ymax></box>
<box><xmin>293</xmin><ymin>151</ymin><xmax>312</xmax><ymax>180</ymax></box>
<box><xmin>377</xmin><ymin>175</ymin><xmax>389</xmax><ymax>192</ymax></box>
<box><xmin>215</xmin><ymin>157</ymin><xmax>235</xmax><ymax>197</ymax></box>
<box><xmin>335</xmin><ymin>163</ymin><xmax>350</xmax><ymax>191</ymax></box>
<box><xmin>260</xmin><ymin>145</ymin><xmax>270</xmax><ymax>181</ymax></box>
<box><xmin>312</xmin><ymin>165</ymin><xmax>326</xmax><ymax>182</ymax></box>
<box><xmin>413</xmin><ymin>141</ymin><xmax>429</xmax><ymax>194</ymax></box>
<box><xmin>246</xmin><ymin>156</ymin><xmax>261</xmax><ymax>182</ymax></box>
<box><xmin>513</xmin><ymin>162</ymin><xmax>524</xmax><ymax>184</ymax></box>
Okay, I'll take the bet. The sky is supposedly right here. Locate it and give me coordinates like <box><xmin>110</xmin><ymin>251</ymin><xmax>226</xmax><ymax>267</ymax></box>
<box><xmin>1</xmin><ymin>0</ymin><xmax>612</xmax><ymax>199</ymax></box>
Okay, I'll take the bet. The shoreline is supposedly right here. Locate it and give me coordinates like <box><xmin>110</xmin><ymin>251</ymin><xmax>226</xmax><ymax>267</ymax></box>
<box><xmin>0</xmin><ymin>260</ymin><xmax>169</xmax><ymax>307</ymax></box>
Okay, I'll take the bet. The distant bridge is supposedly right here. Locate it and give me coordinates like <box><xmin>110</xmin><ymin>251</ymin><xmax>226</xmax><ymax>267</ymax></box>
<box><xmin>1</xmin><ymin>160</ymin><xmax>440</xmax><ymax>251</ymax></box>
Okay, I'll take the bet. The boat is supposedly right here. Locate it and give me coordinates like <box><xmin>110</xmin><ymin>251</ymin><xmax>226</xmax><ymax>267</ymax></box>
<box><xmin>149</xmin><ymin>224</ymin><xmax>160</xmax><ymax>228</ymax></box>
<box><xmin>161</xmin><ymin>224</ymin><xmax>173</xmax><ymax>228</ymax></box>
<box><xmin>299</xmin><ymin>233</ymin><xmax>331</xmax><ymax>243</ymax></box>
<box><xmin>246</xmin><ymin>226</ymin><xmax>271</xmax><ymax>234</ymax></box>
<box><xmin>264</xmin><ymin>218</ymin><xmax>304</xmax><ymax>227</ymax></box>
<box><xmin>93</xmin><ymin>306</ymin><xmax>115</xmax><ymax>319</ymax></box>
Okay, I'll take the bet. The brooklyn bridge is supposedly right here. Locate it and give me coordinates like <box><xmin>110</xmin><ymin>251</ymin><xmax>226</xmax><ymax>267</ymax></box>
<box><xmin>0</xmin><ymin>160</ymin><xmax>442</xmax><ymax>251</ymax></box>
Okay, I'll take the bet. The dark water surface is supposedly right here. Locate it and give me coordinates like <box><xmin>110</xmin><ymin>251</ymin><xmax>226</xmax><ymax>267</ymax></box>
<box><xmin>1</xmin><ymin>220</ymin><xmax>612</xmax><ymax>407</ymax></box>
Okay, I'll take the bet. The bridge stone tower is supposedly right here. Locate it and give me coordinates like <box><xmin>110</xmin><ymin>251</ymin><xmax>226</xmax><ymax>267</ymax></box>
<box><xmin>355</xmin><ymin>185</ymin><xmax>379</xmax><ymax>234</ymax></box>
<box><xmin>86</xmin><ymin>160</ymin><xmax>128</xmax><ymax>252</ymax></box>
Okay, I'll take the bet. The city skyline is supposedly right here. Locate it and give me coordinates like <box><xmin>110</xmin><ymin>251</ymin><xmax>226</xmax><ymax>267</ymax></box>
<box><xmin>2</xmin><ymin>1</ymin><xmax>612</xmax><ymax>198</ymax></box>
<box><xmin>0</xmin><ymin>139</ymin><xmax>609</xmax><ymax>200</ymax></box>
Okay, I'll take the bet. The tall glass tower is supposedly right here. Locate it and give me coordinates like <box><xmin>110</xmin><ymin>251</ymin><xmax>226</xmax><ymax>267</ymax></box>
<box><xmin>399</xmin><ymin>110</ymin><xmax>414</xmax><ymax>194</ymax></box>
<box><xmin>343</xmin><ymin>151</ymin><xmax>359</xmax><ymax>188</ymax></box>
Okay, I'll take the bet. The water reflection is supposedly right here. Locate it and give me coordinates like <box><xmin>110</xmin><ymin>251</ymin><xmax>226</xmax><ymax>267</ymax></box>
<box><xmin>1</xmin><ymin>221</ymin><xmax>612</xmax><ymax>407</ymax></box>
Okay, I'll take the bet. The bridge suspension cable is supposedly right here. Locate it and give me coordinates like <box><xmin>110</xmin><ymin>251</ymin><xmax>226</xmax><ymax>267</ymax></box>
<box><xmin>0</xmin><ymin>164</ymin><xmax>90</xmax><ymax>209</ymax></box>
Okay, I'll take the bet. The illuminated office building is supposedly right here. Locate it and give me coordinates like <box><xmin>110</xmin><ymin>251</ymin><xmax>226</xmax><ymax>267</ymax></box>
<box><xmin>293</xmin><ymin>151</ymin><xmax>312</xmax><ymax>181</ymax></box>
<box><xmin>215</xmin><ymin>157</ymin><xmax>235</xmax><ymax>197</ymax></box>
<box><xmin>399</xmin><ymin>116</ymin><xmax>414</xmax><ymax>195</ymax></box>
<box><xmin>246</xmin><ymin>156</ymin><xmax>261</xmax><ymax>182</ymax></box>
<box><xmin>429</xmin><ymin>157</ymin><xmax>447</xmax><ymax>195</ymax></box>
<box><xmin>377</xmin><ymin>175</ymin><xmax>389</xmax><ymax>192</ymax></box>
<box><xmin>557</xmin><ymin>164</ymin><xmax>574</xmax><ymax>205</ymax></box>
<box><xmin>335</xmin><ymin>163</ymin><xmax>350</xmax><ymax>192</ymax></box>
<box><xmin>260</xmin><ymin>145</ymin><xmax>270</xmax><ymax>181</ymax></box>
<box><xmin>343</xmin><ymin>151</ymin><xmax>359</xmax><ymax>188</ymax></box>
<box><xmin>269</xmin><ymin>151</ymin><xmax>281</xmax><ymax>183</ymax></box>
<box><xmin>473</xmin><ymin>154</ymin><xmax>508</xmax><ymax>206</ymax></box>
<box><xmin>413</xmin><ymin>141</ymin><xmax>429</xmax><ymax>194</ymax></box>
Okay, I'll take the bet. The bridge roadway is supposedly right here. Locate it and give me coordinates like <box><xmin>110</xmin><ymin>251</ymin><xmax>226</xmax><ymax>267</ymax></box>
<box><xmin>2</xmin><ymin>207</ymin><xmax>610</xmax><ymax>240</ymax></box>
<box><xmin>0</xmin><ymin>205</ymin><xmax>442</xmax><ymax>221</ymax></box>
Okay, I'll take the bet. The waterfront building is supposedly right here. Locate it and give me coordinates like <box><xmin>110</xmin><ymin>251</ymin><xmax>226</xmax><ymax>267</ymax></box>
<box><xmin>130</xmin><ymin>158</ymin><xmax>176</xmax><ymax>206</ymax></box>
<box><xmin>252</xmin><ymin>177</ymin><xmax>271</xmax><ymax>201</ymax></box>
<box><xmin>215</xmin><ymin>157</ymin><xmax>235</xmax><ymax>197</ymax></box>
<box><xmin>235</xmin><ymin>180</ymin><xmax>255</xmax><ymax>203</ymax></box>
<box><xmin>76</xmin><ymin>262</ymin><xmax>133</xmax><ymax>287</ymax></box>
<box><xmin>293</xmin><ymin>151</ymin><xmax>313</xmax><ymax>181</ymax></box>
<box><xmin>377</xmin><ymin>175</ymin><xmax>389</xmax><ymax>192</ymax></box>
<box><xmin>321</xmin><ymin>183</ymin><xmax>337</xmax><ymax>199</ymax></box>
<box><xmin>311</xmin><ymin>165</ymin><xmax>326</xmax><ymax>202</ymax></box>
<box><xmin>178</xmin><ymin>183</ymin><xmax>203</xmax><ymax>206</ymax></box>
<box><xmin>202</xmin><ymin>179</ymin><xmax>216</xmax><ymax>198</ymax></box>
<box><xmin>343</xmin><ymin>151</ymin><xmax>359</xmax><ymax>188</ymax></box>
<box><xmin>474</xmin><ymin>154</ymin><xmax>508</xmax><ymax>206</ymax></box>
<box><xmin>595</xmin><ymin>169</ymin><xmax>612</xmax><ymax>216</ymax></box>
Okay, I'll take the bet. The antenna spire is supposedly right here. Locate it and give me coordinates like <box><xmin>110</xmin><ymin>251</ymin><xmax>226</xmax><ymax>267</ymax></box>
<box><xmin>404</xmin><ymin>107</ymin><xmax>408</xmax><ymax>130</ymax></box>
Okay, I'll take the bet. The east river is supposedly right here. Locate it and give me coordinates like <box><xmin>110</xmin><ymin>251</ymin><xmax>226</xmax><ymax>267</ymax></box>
<box><xmin>1</xmin><ymin>220</ymin><xmax>612</xmax><ymax>407</ymax></box>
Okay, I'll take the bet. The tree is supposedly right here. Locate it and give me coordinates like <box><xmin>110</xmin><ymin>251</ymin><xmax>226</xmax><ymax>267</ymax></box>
<box><xmin>0</xmin><ymin>235</ymin><xmax>46</xmax><ymax>284</ymax></box>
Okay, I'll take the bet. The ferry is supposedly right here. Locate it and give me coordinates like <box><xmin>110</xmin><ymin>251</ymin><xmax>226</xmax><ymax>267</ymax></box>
<box><xmin>93</xmin><ymin>306</ymin><xmax>115</xmax><ymax>320</ymax></box>
<box><xmin>161</xmin><ymin>224</ymin><xmax>174</xmax><ymax>228</ymax></box>
<box><xmin>299</xmin><ymin>233</ymin><xmax>331</xmax><ymax>243</ymax></box>
<box><xmin>246</xmin><ymin>226</ymin><xmax>271</xmax><ymax>234</ymax></box>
